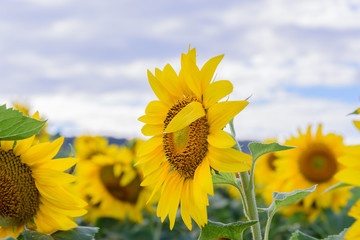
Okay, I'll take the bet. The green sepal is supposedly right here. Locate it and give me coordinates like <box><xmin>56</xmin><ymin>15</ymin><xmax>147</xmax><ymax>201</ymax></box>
<box><xmin>198</xmin><ymin>220</ymin><xmax>257</xmax><ymax>240</ymax></box>
<box><xmin>0</xmin><ymin>104</ymin><xmax>46</xmax><ymax>140</ymax></box>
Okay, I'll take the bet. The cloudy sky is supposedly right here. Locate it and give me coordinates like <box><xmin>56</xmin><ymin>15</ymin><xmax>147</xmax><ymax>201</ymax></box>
<box><xmin>1</xmin><ymin>0</ymin><xmax>359</xmax><ymax>144</ymax></box>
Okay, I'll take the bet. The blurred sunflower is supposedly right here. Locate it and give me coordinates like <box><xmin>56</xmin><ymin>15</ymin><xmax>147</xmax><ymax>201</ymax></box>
<box><xmin>0</xmin><ymin>113</ymin><xmax>87</xmax><ymax>238</ymax></box>
<box><xmin>75</xmin><ymin>141</ymin><xmax>154</xmax><ymax>224</ymax></box>
<box><xmin>345</xmin><ymin>200</ymin><xmax>360</xmax><ymax>240</ymax></box>
<box><xmin>254</xmin><ymin>139</ymin><xmax>279</xmax><ymax>203</ymax></box>
<box><xmin>273</xmin><ymin>124</ymin><xmax>351</xmax><ymax>221</ymax></box>
<box><xmin>12</xmin><ymin>102</ymin><xmax>50</xmax><ymax>143</ymax></box>
<box><xmin>335</xmin><ymin>108</ymin><xmax>360</xmax><ymax>240</ymax></box>
<box><xmin>137</xmin><ymin>47</ymin><xmax>251</xmax><ymax>230</ymax></box>
<box><xmin>74</xmin><ymin>135</ymin><xmax>110</xmax><ymax>161</ymax></box>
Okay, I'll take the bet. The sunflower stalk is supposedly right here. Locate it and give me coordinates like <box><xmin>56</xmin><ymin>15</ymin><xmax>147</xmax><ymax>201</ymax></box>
<box><xmin>229</xmin><ymin>119</ymin><xmax>262</xmax><ymax>240</ymax></box>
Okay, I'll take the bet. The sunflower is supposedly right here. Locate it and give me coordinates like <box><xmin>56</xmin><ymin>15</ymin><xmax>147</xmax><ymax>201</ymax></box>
<box><xmin>75</xmin><ymin>140</ymin><xmax>154</xmax><ymax>224</ymax></box>
<box><xmin>74</xmin><ymin>135</ymin><xmax>111</xmax><ymax>161</ymax></box>
<box><xmin>0</xmin><ymin>113</ymin><xmax>87</xmax><ymax>238</ymax></box>
<box><xmin>12</xmin><ymin>102</ymin><xmax>50</xmax><ymax>143</ymax></box>
<box><xmin>345</xmin><ymin>200</ymin><xmax>360</xmax><ymax>240</ymax></box>
<box><xmin>272</xmin><ymin>124</ymin><xmax>352</xmax><ymax>221</ymax></box>
<box><xmin>334</xmin><ymin>109</ymin><xmax>360</xmax><ymax>240</ymax></box>
<box><xmin>137</xmin><ymin>47</ymin><xmax>251</xmax><ymax>230</ymax></box>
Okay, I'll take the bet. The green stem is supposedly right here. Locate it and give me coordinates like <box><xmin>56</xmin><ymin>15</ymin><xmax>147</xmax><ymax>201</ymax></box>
<box><xmin>230</xmin><ymin>119</ymin><xmax>262</xmax><ymax>240</ymax></box>
<box><xmin>263</xmin><ymin>213</ymin><xmax>274</xmax><ymax>240</ymax></box>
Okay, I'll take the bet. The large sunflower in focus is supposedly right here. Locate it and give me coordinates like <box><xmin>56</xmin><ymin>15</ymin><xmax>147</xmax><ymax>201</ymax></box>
<box><xmin>0</xmin><ymin>115</ymin><xmax>86</xmax><ymax>238</ymax></box>
<box><xmin>75</xmin><ymin>140</ymin><xmax>154</xmax><ymax>224</ymax></box>
<box><xmin>137</xmin><ymin>47</ymin><xmax>251</xmax><ymax>230</ymax></box>
<box><xmin>273</xmin><ymin>124</ymin><xmax>351</xmax><ymax>221</ymax></box>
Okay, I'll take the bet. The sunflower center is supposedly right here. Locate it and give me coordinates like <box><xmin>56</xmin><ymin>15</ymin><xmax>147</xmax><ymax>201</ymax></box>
<box><xmin>0</xmin><ymin>149</ymin><xmax>40</xmax><ymax>227</ymax></box>
<box><xmin>99</xmin><ymin>165</ymin><xmax>142</xmax><ymax>204</ymax></box>
<box><xmin>163</xmin><ymin>96</ymin><xmax>209</xmax><ymax>179</ymax></box>
<box><xmin>298</xmin><ymin>144</ymin><xmax>338</xmax><ymax>183</ymax></box>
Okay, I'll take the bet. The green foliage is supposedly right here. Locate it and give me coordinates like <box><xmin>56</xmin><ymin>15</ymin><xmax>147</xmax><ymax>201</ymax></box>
<box><xmin>248</xmin><ymin>142</ymin><xmax>295</xmax><ymax>163</ymax></box>
<box><xmin>290</xmin><ymin>230</ymin><xmax>319</xmax><ymax>240</ymax></box>
<box><xmin>324</xmin><ymin>182</ymin><xmax>351</xmax><ymax>193</ymax></box>
<box><xmin>290</xmin><ymin>228</ymin><xmax>348</xmax><ymax>240</ymax></box>
<box><xmin>212</xmin><ymin>172</ymin><xmax>237</xmax><ymax>188</ymax></box>
<box><xmin>263</xmin><ymin>186</ymin><xmax>317</xmax><ymax>240</ymax></box>
<box><xmin>0</xmin><ymin>105</ymin><xmax>46</xmax><ymax>140</ymax></box>
<box><xmin>268</xmin><ymin>185</ymin><xmax>317</xmax><ymax>217</ymax></box>
<box><xmin>17</xmin><ymin>227</ymin><xmax>98</xmax><ymax>240</ymax></box>
<box><xmin>198</xmin><ymin>220</ymin><xmax>257</xmax><ymax>240</ymax></box>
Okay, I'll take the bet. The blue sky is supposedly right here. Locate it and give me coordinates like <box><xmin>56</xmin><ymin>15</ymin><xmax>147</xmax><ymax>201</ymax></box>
<box><xmin>0</xmin><ymin>0</ymin><xmax>359</xmax><ymax>144</ymax></box>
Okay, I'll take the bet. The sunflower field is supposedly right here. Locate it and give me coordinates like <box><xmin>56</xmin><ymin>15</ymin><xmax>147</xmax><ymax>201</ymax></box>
<box><xmin>1</xmin><ymin>48</ymin><xmax>359</xmax><ymax>240</ymax></box>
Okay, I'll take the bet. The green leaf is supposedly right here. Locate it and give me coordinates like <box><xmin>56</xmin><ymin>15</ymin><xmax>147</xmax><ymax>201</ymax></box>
<box><xmin>20</xmin><ymin>230</ymin><xmax>53</xmax><ymax>240</ymax></box>
<box><xmin>51</xmin><ymin>226</ymin><xmax>99</xmax><ymax>240</ymax></box>
<box><xmin>348</xmin><ymin>108</ymin><xmax>360</xmax><ymax>115</ymax></box>
<box><xmin>322</xmin><ymin>228</ymin><xmax>348</xmax><ymax>240</ymax></box>
<box><xmin>0</xmin><ymin>104</ymin><xmax>46</xmax><ymax>140</ymax></box>
<box><xmin>290</xmin><ymin>230</ymin><xmax>319</xmax><ymax>240</ymax></box>
<box><xmin>3</xmin><ymin>237</ymin><xmax>16</xmax><ymax>240</ymax></box>
<box><xmin>248</xmin><ymin>142</ymin><xmax>295</xmax><ymax>162</ymax></box>
<box><xmin>324</xmin><ymin>182</ymin><xmax>351</xmax><ymax>193</ymax></box>
<box><xmin>268</xmin><ymin>185</ymin><xmax>317</xmax><ymax>216</ymax></box>
<box><xmin>212</xmin><ymin>172</ymin><xmax>237</xmax><ymax>187</ymax></box>
<box><xmin>198</xmin><ymin>220</ymin><xmax>257</xmax><ymax>240</ymax></box>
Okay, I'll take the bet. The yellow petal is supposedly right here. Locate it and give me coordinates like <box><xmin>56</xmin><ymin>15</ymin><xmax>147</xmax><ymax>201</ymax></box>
<box><xmin>41</xmin><ymin>197</ymin><xmax>87</xmax><ymax>217</ymax></box>
<box><xmin>207</xmin><ymin>145</ymin><xmax>251</xmax><ymax>172</ymax></box>
<box><xmin>148</xmin><ymin>70</ymin><xmax>175</xmax><ymax>105</ymax></box>
<box><xmin>181</xmin><ymin>52</ymin><xmax>201</xmax><ymax>99</ymax></box>
<box><xmin>207</xmin><ymin>101</ymin><xmax>248</xmax><ymax>131</ymax></box>
<box><xmin>141</xmin><ymin>162</ymin><xmax>170</xmax><ymax>187</ymax></box>
<box><xmin>207</xmin><ymin>130</ymin><xmax>236</xmax><ymax>148</ymax></box>
<box><xmin>1</xmin><ymin>140</ymin><xmax>14</xmax><ymax>151</ymax></box>
<box><xmin>194</xmin><ymin>158</ymin><xmax>214</xmax><ymax>196</ymax></box>
<box><xmin>138</xmin><ymin>114</ymin><xmax>164</xmax><ymax>125</ymax></box>
<box><xmin>164</xmin><ymin>101</ymin><xmax>205</xmax><ymax>133</ymax></box>
<box><xmin>40</xmin><ymin>157</ymin><xmax>78</xmax><ymax>172</ymax></box>
<box><xmin>200</xmin><ymin>54</ymin><xmax>224</xmax><ymax>90</ymax></box>
<box><xmin>33</xmin><ymin>169</ymin><xmax>77</xmax><ymax>186</ymax></box>
<box><xmin>136</xmin><ymin>135</ymin><xmax>163</xmax><ymax>157</ymax></box>
<box><xmin>145</xmin><ymin>164</ymin><xmax>171</xmax><ymax>204</ymax></box>
<box><xmin>135</xmin><ymin>144</ymin><xmax>164</xmax><ymax>166</ymax></box>
<box><xmin>203</xmin><ymin>80</ymin><xmax>233</xmax><ymax>109</ymax></box>
<box><xmin>21</xmin><ymin>137</ymin><xmax>64</xmax><ymax>166</ymax></box>
<box><xmin>354</xmin><ymin>120</ymin><xmax>360</xmax><ymax>131</ymax></box>
<box><xmin>141</xmin><ymin>124</ymin><xmax>163</xmax><ymax>136</ymax></box>
<box><xmin>13</xmin><ymin>135</ymin><xmax>35</xmax><ymax>155</ymax></box>
<box><xmin>145</xmin><ymin>100</ymin><xmax>168</xmax><ymax>115</ymax></box>
<box><xmin>159</xmin><ymin>64</ymin><xmax>182</xmax><ymax>97</ymax></box>
<box><xmin>34</xmin><ymin>206</ymin><xmax>77</xmax><ymax>234</ymax></box>
<box><xmin>36</xmin><ymin>183</ymin><xmax>87</xmax><ymax>208</ymax></box>
<box><xmin>180</xmin><ymin>179</ymin><xmax>192</xmax><ymax>230</ymax></box>
<box><xmin>141</xmin><ymin>153</ymin><xmax>165</xmax><ymax>176</ymax></box>
<box><xmin>335</xmin><ymin>170</ymin><xmax>360</xmax><ymax>186</ymax></box>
